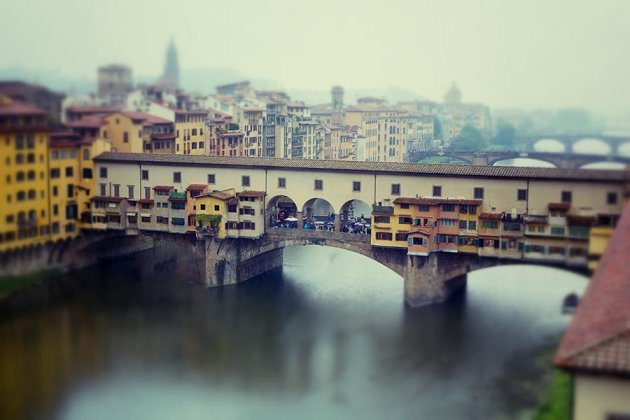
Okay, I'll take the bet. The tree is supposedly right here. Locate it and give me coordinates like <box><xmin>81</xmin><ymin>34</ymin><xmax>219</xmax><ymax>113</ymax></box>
<box><xmin>493</xmin><ymin>119</ymin><xmax>517</xmax><ymax>149</ymax></box>
<box><xmin>451</xmin><ymin>125</ymin><xmax>487</xmax><ymax>151</ymax></box>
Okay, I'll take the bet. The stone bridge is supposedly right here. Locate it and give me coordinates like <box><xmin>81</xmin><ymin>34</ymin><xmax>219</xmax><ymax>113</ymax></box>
<box><xmin>409</xmin><ymin>150</ymin><xmax>630</xmax><ymax>169</ymax></box>
<box><xmin>519</xmin><ymin>134</ymin><xmax>630</xmax><ymax>154</ymax></box>
<box><xmin>1</xmin><ymin>229</ymin><xmax>589</xmax><ymax>307</ymax></box>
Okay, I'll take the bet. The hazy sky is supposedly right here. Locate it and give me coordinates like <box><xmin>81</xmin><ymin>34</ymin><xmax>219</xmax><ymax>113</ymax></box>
<box><xmin>2</xmin><ymin>0</ymin><xmax>629</xmax><ymax>114</ymax></box>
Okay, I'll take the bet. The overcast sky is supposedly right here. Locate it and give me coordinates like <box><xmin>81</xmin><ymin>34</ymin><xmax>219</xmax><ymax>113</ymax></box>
<box><xmin>2</xmin><ymin>0</ymin><xmax>629</xmax><ymax>114</ymax></box>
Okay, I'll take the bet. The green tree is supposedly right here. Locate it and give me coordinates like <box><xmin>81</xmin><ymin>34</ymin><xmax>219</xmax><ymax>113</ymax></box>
<box><xmin>451</xmin><ymin>125</ymin><xmax>487</xmax><ymax>151</ymax></box>
<box><xmin>493</xmin><ymin>119</ymin><xmax>517</xmax><ymax>149</ymax></box>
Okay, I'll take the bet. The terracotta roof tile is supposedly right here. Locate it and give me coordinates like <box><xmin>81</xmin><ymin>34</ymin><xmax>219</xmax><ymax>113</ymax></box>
<box><xmin>238</xmin><ymin>190</ymin><xmax>266</xmax><ymax>198</ymax></box>
<box><xmin>555</xmin><ymin>201</ymin><xmax>630</xmax><ymax>374</ymax></box>
<box><xmin>93</xmin><ymin>152</ymin><xmax>629</xmax><ymax>183</ymax></box>
<box><xmin>153</xmin><ymin>185</ymin><xmax>174</xmax><ymax>191</ymax></box>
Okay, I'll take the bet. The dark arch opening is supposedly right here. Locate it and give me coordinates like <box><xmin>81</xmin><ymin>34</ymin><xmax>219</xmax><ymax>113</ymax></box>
<box><xmin>339</xmin><ymin>199</ymin><xmax>372</xmax><ymax>235</ymax></box>
<box><xmin>267</xmin><ymin>195</ymin><xmax>298</xmax><ymax>229</ymax></box>
<box><xmin>302</xmin><ymin>198</ymin><xmax>335</xmax><ymax>231</ymax></box>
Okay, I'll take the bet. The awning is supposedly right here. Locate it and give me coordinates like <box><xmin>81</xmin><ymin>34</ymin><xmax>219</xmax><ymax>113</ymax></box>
<box><xmin>127</xmin><ymin>212</ymin><xmax>137</xmax><ymax>216</ymax></box>
<box><xmin>140</xmin><ymin>213</ymin><xmax>151</xmax><ymax>218</ymax></box>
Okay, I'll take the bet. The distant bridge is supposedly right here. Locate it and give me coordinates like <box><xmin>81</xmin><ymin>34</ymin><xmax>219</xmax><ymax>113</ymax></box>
<box><xmin>409</xmin><ymin>150</ymin><xmax>630</xmax><ymax>169</ymax></box>
<box><xmin>518</xmin><ymin>134</ymin><xmax>630</xmax><ymax>154</ymax></box>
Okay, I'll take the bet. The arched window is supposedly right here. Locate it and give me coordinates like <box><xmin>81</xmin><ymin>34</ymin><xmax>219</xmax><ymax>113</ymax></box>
<box><xmin>83</xmin><ymin>148</ymin><xmax>90</xmax><ymax>160</ymax></box>
<box><xmin>17</xmin><ymin>211</ymin><xmax>26</xmax><ymax>222</ymax></box>
<box><xmin>16</xmin><ymin>171</ymin><xmax>25</xmax><ymax>182</ymax></box>
<box><xmin>28</xmin><ymin>189</ymin><xmax>36</xmax><ymax>200</ymax></box>
<box><xmin>16</xmin><ymin>135</ymin><xmax>24</xmax><ymax>149</ymax></box>
<box><xmin>28</xmin><ymin>210</ymin><xmax>36</xmax><ymax>220</ymax></box>
<box><xmin>16</xmin><ymin>154</ymin><xmax>24</xmax><ymax>164</ymax></box>
<box><xmin>17</xmin><ymin>191</ymin><xmax>25</xmax><ymax>201</ymax></box>
<box><xmin>27</xmin><ymin>170</ymin><xmax>35</xmax><ymax>180</ymax></box>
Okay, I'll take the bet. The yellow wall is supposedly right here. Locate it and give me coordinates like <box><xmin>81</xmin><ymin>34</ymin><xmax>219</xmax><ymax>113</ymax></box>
<box><xmin>196</xmin><ymin>196</ymin><xmax>228</xmax><ymax>238</ymax></box>
<box><xmin>370</xmin><ymin>203</ymin><xmax>410</xmax><ymax>248</ymax></box>
<box><xmin>588</xmin><ymin>226</ymin><xmax>614</xmax><ymax>270</ymax></box>
<box><xmin>102</xmin><ymin>113</ymin><xmax>143</xmax><ymax>153</ymax></box>
<box><xmin>0</xmin><ymin>130</ymin><xmax>50</xmax><ymax>252</ymax></box>
<box><xmin>49</xmin><ymin>145</ymin><xmax>80</xmax><ymax>242</ymax></box>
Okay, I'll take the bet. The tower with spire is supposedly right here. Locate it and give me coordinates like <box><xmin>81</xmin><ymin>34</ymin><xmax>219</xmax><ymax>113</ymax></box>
<box><xmin>156</xmin><ymin>38</ymin><xmax>180</xmax><ymax>90</ymax></box>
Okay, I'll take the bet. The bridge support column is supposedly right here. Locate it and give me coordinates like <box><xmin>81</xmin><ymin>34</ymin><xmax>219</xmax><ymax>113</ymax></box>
<box><xmin>204</xmin><ymin>237</ymin><xmax>284</xmax><ymax>287</ymax></box>
<box><xmin>404</xmin><ymin>253</ymin><xmax>470</xmax><ymax>307</ymax></box>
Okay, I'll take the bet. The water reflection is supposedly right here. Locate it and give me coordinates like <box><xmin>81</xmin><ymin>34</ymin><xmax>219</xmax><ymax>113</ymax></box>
<box><xmin>0</xmin><ymin>247</ymin><xmax>587</xmax><ymax>420</ymax></box>
<box><xmin>580</xmin><ymin>161</ymin><xmax>626</xmax><ymax>170</ymax></box>
<box><xmin>493</xmin><ymin>158</ymin><xmax>556</xmax><ymax>168</ymax></box>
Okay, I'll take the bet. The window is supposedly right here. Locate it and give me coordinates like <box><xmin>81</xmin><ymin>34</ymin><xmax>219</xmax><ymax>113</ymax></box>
<box><xmin>278</xmin><ymin>177</ymin><xmax>286</xmax><ymax>188</ymax></box>
<box><xmin>459</xmin><ymin>205</ymin><xmax>468</xmax><ymax>214</ymax></box>
<box><xmin>123</xmin><ymin>132</ymin><xmax>129</xmax><ymax>143</ymax></box>
<box><xmin>474</xmin><ymin>187</ymin><xmax>484</xmax><ymax>199</ymax></box>
<box><xmin>561</xmin><ymin>191</ymin><xmax>572</xmax><ymax>203</ymax></box>
<box><xmin>352</xmin><ymin>181</ymin><xmax>361</xmax><ymax>192</ymax></box>
<box><xmin>50</xmin><ymin>168</ymin><xmax>60</xmax><ymax>179</ymax></box>
<box><xmin>173</xmin><ymin>172</ymin><xmax>181</xmax><ymax>183</ymax></box>
<box><xmin>433</xmin><ymin>185</ymin><xmax>442</xmax><ymax>196</ymax></box>
<box><xmin>142</xmin><ymin>170</ymin><xmax>149</xmax><ymax>181</ymax></box>
<box><xmin>83</xmin><ymin>149</ymin><xmax>90</xmax><ymax>160</ymax></box>
<box><xmin>517</xmin><ymin>189</ymin><xmax>527</xmax><ymax>201</ymax></box>
<box><xmin>128</xmin><ymin>185</ymin><xmax>134</xmax><ymax>199</ymax></box>
<box><xmin>399</xmin><ymin>203</ymin><xmax>409</xmax><ymax>209</ymax></box>
<box><xmin>607</xmin><ymin>192</ymin><xmax>618</xmax><ymax>205</ymax></box>
<box><xmin>468</xmin><ymin>221</ymin><xmax>476</xmax><ymax>230</ymax></box>
<box><xmin>79</xmin><ymin>167</ymin><xmax>92</xmax><ymax>179</ymax></box>
<box><xmin>419</xmin><ymin>204</ymin><xmax>430</xmax><ymax>212</ymax></box>
<box><xmin>373</xmin><ymin>215</ymin><xmax>390</xmax><ymax>223</ymax></box>
<box><xmin>52</xmin><ymin>186</ymin><xmax>58</xmax><ymax>197</ymax></box>
<box><xmin>242</xmin><ymin>175</ymin><xmax>250</xmax><ymax>187</ymax></box>
<box><xmin>399</xmin><ymin>216</ymin><xmax>412</xmax><ymax>224</ymax></box>
<box><xmin>171</xmin><ymin>217</ymin><xmax>186</xmax><ymax>226</ymax></box>
<box><xmin>468</xmin><ymin>205</ymin><xmax>477</xmax><ymax>214</ymax></box>
<box><xmin>395</xmin><ymin>233</ymin><xmax>408</xmax><ymax>241</ymax></box>
<box><xmin>100</xmin><ymin>184</ymin><xmax>106</xmax><ymax>196</ymax></box>
<box><xmin>53</xmin><ymin>204</ymin><xmax>58</xmax><ymax>216</ymax></box>
<box><xmin>442</xmin><ymin>204</ymin><xmax>455</xmax><ymax>212</ymax></box>
<box><xmin>375</xmin><ymin>232</ymin><xmax>393</xmax><ymax>241</ymax></box>
<box><xmin>67</xmin><ymin>184</ymin><xmax>74</xmax><ymax>198</ymax></box>
<box><xmin>314</xmin><ymin>179</ymin><xmax>323</xmax><ymax>190</ymax></box>
<box><xmin>66</xmin><ymin>167</ymin><xmax>73</xmax><ymax>177</ymax></box>
<box><xmin>459</xmin><ymin>220</ymin><xmax>467</xmax><ymax>229</ymax></box>
<box><xmin>208</xmin><ymin>174</ymin><xmax>215</xmax><ymax>184</ymax></box>
<box><xmin>214</xmin><ymin>205</ymin><xmax>220</xmax><ymax>211</ymax></box>
<box><xmin>391</xmin><ymin>184</ymin><xmax>400</xmax><ymax>195</ymax></box>
<box><xmin>550</xmin><ymin>226</ymin><xmax>565</xmax><ymax>236</ymax></box>
<box><xmin>440</xmin><ymin>219</ymin><xmax>457</xmax><ymax>227</ymax></box>
<box><xmin>144</xmin><ymin>187</ymin><xmax>150</xmax><ymax>199</ymax></box>
<box><xmin>171</xmin><ymin>202</ymin><xmax>185</xmax><ymax>210</ymax></box>
<box><xmin>100</xmin><ymin>167</ymin><xmax>108</xmax><ymax>178</ymax></box>
<box><xmin>228</xmin><ymin>204</ymin><xmax>237</xmax><ymax>213</ymax></box>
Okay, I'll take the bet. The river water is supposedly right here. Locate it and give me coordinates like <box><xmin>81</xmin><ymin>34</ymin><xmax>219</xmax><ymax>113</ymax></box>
<box><xmin>0</xmin><ymin>246</ymin><xmax>586</xmax><ymax>420</ymax></box>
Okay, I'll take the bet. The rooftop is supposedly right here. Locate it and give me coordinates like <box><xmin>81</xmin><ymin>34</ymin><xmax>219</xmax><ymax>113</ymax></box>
<box><xmin>94</xmin><ymin>152</ymin><xmax>630</xmax><ymax>183</ymax></box>
<box><xmin>0</xmin><ymin>98</ymin><xmax>47</xmax><ymax>116</ymax></box>
<box><xmin>555</xmin><ymin>201</ymin><xmax>630</xmax><ymax>376</ymax></box>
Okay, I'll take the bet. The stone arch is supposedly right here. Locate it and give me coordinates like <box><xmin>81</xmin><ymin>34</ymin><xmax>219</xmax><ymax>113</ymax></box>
<box><xmin>267</xmin><ymin>194</ymin><xmax>299</xmax><ymax>228</ymax></box>
<box><xmin>572</xmin><ymin>138</ymin><xmax>611</xmax><ymax>155</ymax></box>
<box><xmin>617</xmin><ymin>141</ymin><xmax>630</xmax><ymax>157</ymax></box>
<box><xmin>339</xmin><ymin>199</ymin><xmax>372</xmax><ymax>234</ymax></box>
<box><xmin>579</xmin><ymin>161</ymin><xmax>627</xmax><ymax>170</ymax></box>
<box><xmin>491</xmin><ymin>157</ymin><xmax>557</xmax><ymax>168</ymax></box>
<box><xmin>414</xmin><ymin>154</ymin><xmax>473</xmax><ymax>165</ymax></box>
<box><xmin>301</xmin><ymin>197</ymin><xmax>336</xmax><ymax>231</ymax></box>
<box><xmin>533</xmin><ymin>138</ymin><xmax>566</xmax><ymax>153</ymax></box>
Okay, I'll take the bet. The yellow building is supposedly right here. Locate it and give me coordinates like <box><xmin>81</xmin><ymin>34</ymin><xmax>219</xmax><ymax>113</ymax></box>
<box><xmin>457</xmin><ymin>201</ymin><xmax>481</xmax><ymax>253</ymax></box>
<box><xmin>102</xmin><ymin>112</ymin><xmax>144</xmax><ymax>153</ymax></box>
<box><xmin>0</xmin><ymin>96</ymin><xmax>50</xmax><ymax>252</ymax></box>
<box><xmin>49</xmin><ymin>131</ymin><xmax>111</xmax><ymax>235</ymax></box>
<box><xmin>175</xmin><ymin>110</ymin><xmax>208</xmax><ymax>155</ymax></box>
<box><xmin>195</xmin><ymin>189</ymin><xmax>235</xmax><ymax>239</ymax></box>
<box><xmin>370</xmin><ymin>202</ymin><xmax>411</xmax><ymax>248</ymax></box>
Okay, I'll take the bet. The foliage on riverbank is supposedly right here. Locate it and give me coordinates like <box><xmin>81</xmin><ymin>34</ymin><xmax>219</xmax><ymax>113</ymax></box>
<box><xmin>534</xmin><ymin>368</ymin><xmax>572</xmax><ymax>420</ymax></box>
<box><xmin>0</xmin><ymin>269</ymin><xmax>60</xmax><ymax>294</ymax></box>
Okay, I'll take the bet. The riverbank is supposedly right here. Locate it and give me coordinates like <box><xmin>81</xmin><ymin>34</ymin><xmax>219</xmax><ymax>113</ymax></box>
<box><xmin>534</xmin><ymin>349</ymin><xmax>572</xmax><ymax>420</ymax></box>
<box><xmin>0</xmin><ymin>269</ymin><xmax>61</xmax><ymax>296</ymax></box>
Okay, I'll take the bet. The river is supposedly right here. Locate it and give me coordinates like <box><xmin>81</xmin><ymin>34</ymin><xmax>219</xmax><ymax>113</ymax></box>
<box><xmin>0</xmin><ymin>246</ymin><xmax>586</xmax><ymax>420</ymax></box>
